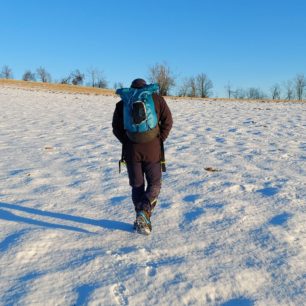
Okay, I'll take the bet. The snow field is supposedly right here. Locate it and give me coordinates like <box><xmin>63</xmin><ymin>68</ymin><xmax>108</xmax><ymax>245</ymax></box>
<box><xmin>0</xmin><ymin>87</ymin><xmax>305</xmax><ymax>305</ymax></box>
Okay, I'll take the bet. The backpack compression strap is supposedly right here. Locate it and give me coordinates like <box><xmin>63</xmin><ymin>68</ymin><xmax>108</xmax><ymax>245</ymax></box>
<box><xmin>116</xmin><ymin>83</ymin><xmax>159</xmax><ymax>101</ymax></box>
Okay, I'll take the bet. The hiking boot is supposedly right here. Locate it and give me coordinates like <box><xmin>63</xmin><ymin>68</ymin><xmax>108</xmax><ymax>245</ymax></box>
<box><xmin>134</xmin><ymin>211</ymin><xmax>152</xmax><ymax>235</ymax></box>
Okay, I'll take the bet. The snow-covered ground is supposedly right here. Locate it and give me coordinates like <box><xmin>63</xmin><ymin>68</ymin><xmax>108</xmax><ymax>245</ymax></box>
<box><xmin>0</xmin><ymin>86</ymin><xmax>305</xmax><ymax>306</ymax></box>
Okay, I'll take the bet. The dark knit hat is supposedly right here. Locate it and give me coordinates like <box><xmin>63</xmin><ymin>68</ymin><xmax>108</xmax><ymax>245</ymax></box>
<box><xmin>131</xmin><ymin>78</ymin><xmax>147</xmax><ymax>89</ymax></box>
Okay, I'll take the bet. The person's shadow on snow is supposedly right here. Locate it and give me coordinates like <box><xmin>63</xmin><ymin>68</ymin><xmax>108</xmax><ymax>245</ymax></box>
<box><xmin>0</xmin><ymin>201</ymin><xmax>134</xmax><ymax>234</ymax></box>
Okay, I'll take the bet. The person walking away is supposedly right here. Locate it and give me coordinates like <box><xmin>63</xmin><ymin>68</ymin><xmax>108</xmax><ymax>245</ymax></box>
<box><xmin>112</xmin><ymin>78</ymin><xmax>173</xmax><ymax>235</ymax></box>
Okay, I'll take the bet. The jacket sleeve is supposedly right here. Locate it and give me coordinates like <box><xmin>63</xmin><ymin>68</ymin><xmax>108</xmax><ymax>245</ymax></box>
<box><xmin>112</xmin><ymin>101</ymin><xmax>129</xmax><ymax>144</ymax></box>
<box><xmin>158</xmin><ymin>95</ymin><xmax>173</xmax><ymax>142</ymax></box>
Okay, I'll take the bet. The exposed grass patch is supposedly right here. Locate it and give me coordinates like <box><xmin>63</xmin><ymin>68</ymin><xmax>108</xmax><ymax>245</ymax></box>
<box><xmin>0</xmin><ymin>78</ymin><xmax>115</xmax><ymax>96</ymax></box>
<box><xmin>1</xmin><ymin>78</ymin><xmax>305</xmax><ymax>102</ymax></box>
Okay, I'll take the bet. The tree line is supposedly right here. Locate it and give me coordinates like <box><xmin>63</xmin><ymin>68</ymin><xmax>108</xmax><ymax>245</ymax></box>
<box><xmin>224</xmin><ymin>75</ymin><xmax>306</xmax><ymax>101</ymax></box>
<box><xmin>0</xmin><ymin>65</ymin><xmax>108</xmax><ymax>88</ymax></box>
<box><xmin>1</xmin><ymin>64</ymin><xmax>306</xmax><ymax>100</ymax></box>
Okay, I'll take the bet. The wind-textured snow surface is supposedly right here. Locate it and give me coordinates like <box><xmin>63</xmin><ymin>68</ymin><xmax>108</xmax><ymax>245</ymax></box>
<box><xmin>0</xmin><ymin>86</ymin><xmax>305</xmax><ymax>306</ymax></box>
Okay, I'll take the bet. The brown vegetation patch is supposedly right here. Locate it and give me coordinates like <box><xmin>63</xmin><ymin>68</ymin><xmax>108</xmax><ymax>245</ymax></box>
<box><xmin>1</xmin><ymin>79</ymin><xmax>305</xmax><ymax>102</ymax></box>
<box><xmin>0</xmin><ymin>79</ymin><xmax>115</xmax><ymax>96</ymax></box>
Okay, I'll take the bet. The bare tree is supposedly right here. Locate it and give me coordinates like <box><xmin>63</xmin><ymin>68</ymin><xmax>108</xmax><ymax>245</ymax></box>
<box><xmin>88</xmin><ymin>67</ymin><xmax>98</xmax><ymax>87</ymax></box>
<box><xmin>189</xmin><ymin>77</ymin><xmax>197</xmax><ymax>97</ymax></box>
<box><xmin>22</xmin><ymin>70</ymin><xmax>36</xmax><ymax>81</ymax></box>
<box><xmin>294</xmin><ymin>74</ymin><xmax>306</xmax><ymax>100</ymax></box>
<box><xmin>60</xmin><ymin>75</ymin><xmax>72</xmax><ymax>84</ymax></box>
<box><xmin>148</xmin><ymin>62</ymin><xmax>175</xmax><ymax>96</ymax></box>
<box><xmin>225</xmin><ymin>82</ymin><xmax>234</xmax><ymax>99</ymax></box>
<box><xmin>196</xmin><ymin>73</ymin><xmax>213</xmax><ymax>98</ymax></box>
<box><xmin>178</xmin><ymin>74</ymin><xmax>213</xmax><ymax>98</ymax></box>
<box><xmin>284</xmin><ymin>80</ymin><xmax>295</xmax><ymax>100</ymax></box>
<box><xmin>36</xmin><ymin>67</ymin><xmax>51</xmax><ymax>83</ymax></box>
<box><xmin>177</xmin><ymin>77</ymin><xmax>197</xmax><ymax>97</ymax></box>
<box><xmin>232</xmin><ymin>88</ymin><xmax>246</xmax><ymax>99</ymax></box>
<box><xmin>246</xmin><ymin>87</ymin><xmax>266</xmax><ymax>100</ymax></box>
<box><xmin>87</xmin><ymin>67</ymin><xmax>107</xmax><ymax>88</ymax></box>
<box><xmin>70</xmin><ymin>69</ymin><xmax>85</xmax><ymax>85</ymax></box>
<box><xmin>113</xmin><ymin>82</ymin><xmax>124</xmax><ymax>90</ymax></box>
<box><xmin>177</xmin><ymin>78</ymin><xmax>190</xmax><ymax>97</ymax></box>
<box><xmin>95</xmin><ymin>79</ymin><xmax>108</xmax><ymax>88</ymax></box>
<box><xmin>1</xmin><ymin>65</ymin><xmax>13</xmax><ymax>79</ymax></box>
<box><xmin>270</xmin><ymin>84</ymin><xmax>281</xmax><ymax>100</ymax></box>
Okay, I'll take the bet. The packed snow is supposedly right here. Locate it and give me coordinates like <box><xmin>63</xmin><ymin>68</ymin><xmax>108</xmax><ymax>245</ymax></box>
<box><xmin>0</xmin><ymin>86</ymin><xmax>305</xmax><ymax>306</ymax></box>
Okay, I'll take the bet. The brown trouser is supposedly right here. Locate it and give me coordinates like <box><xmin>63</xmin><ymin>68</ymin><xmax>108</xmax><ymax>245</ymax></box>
<box><xmin>126</xmin><ymin>161</ymin><xmax>162</xmax><ymax>216</ymax></box>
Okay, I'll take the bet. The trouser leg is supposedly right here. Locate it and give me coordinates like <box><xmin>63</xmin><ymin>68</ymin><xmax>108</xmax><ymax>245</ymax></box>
<box><xmin>127</xmin><ymin>161</ymin><xmax>162</xmax><ymax>216</ymax></box>
<box><xmin>126</xmin><ymin>162</ymin><xmax>145</xmax><ymax>212</ymax></box>
<box><xmin>142</xmin><ymin>162</ymin><xmax>162</xmax><ymax>216</ymax></box>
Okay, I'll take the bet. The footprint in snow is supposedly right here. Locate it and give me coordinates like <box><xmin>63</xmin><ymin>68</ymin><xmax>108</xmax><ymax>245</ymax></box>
<box><xmin>116</xmin><ymin>246</ymin><xmax>138</xmax><ymax>255</ymax></box>
<box><xmin>0</xmin><ymin>229</ymin><xmax>28</xmax><ymax>252</ymax></box>
<box><xmin>256</xmin><ymin>187</ymin><xmax>279</xmax><ymax>197</ymax></box>
<box><xmin>215</xmin><ymin>137</ymin><xmax>226</xmax><ymax>143</ymax></box>
<box><xmin>269</xmin><ymin>212</ymin><xmax>292</xmax><ymax>226</ymax></box>
<box><xmin>221</xmin><ymin>297</ymin><xmax>254</xmax><ymax>306</ymax></box>
<box><xmin>205</xmin><ymin>202</ymin><xmax>224</xmax><ymax>210</ymax></box>
<box><xmin>183</xmin><ymin>194</ymin><xmax>201</xmax><ymax>203</ymax></box>
<box><xmin>243</xmin><ymin>119</ymin><xmax>256</xmax><ymax>125</ymax></box>
<box><xmin>146</xmin><ymin>256</ymin><xmax>185</xmax><ymax>278</ymax></box>
<box><xmin>75</xmin><ymin>284</ymin><xmax>98</xmax><ymax>306</ymax></box>
<box><xmin>179</xmin><ymin>207</ymin><xmax>205</xmax><ymax>230</ymax></box>
<box><xmin>110</xmin><ymin>196</ymin><xmax>127</xmax><ymax>206</ymax></box>
<box><xmin>112</xmin><ymin>283</ymin><xmax>128</xmax><ymax>306</ymax></box>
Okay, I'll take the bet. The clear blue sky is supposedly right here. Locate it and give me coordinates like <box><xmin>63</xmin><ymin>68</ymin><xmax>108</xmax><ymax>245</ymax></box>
<box><xmin>1</xmin><ymin>0</ymin><xmax>306</xmax><ymax>97</ymax></box>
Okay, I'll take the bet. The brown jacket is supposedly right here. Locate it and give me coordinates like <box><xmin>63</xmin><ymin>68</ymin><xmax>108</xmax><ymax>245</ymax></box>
<box><xmin>112</xmin><ymin>93</ymin><xmax>173</xmax><ymax>162</ymax></box>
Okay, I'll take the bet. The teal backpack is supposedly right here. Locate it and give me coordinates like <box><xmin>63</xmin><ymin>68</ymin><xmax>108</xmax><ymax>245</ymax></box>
<box><xmin>116</xmin><ymin>84</ymin><xmax>160</xmax><ymax>143</ymax></box>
